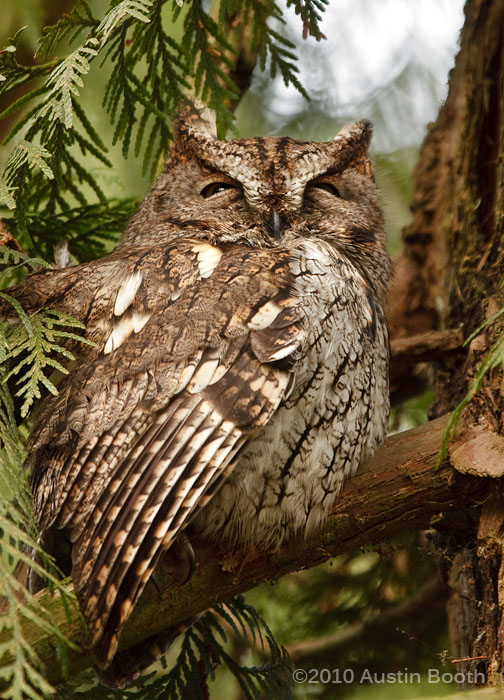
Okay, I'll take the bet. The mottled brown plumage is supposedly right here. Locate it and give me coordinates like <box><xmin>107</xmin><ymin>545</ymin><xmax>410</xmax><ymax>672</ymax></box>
<box><xmin>4</xmin><ymin>104</ymin><xmax>391</xmax><ymax>685</ymax></box>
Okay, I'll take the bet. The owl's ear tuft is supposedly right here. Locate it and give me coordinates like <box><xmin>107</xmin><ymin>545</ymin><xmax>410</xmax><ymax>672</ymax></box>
<box><xmin>329</xmin><ymin>119</ymin><xmax>374</xmax><ymax>179</ymax></box>
<box><xmin>334</xmin><ymin>120</ymin><xmax>373</xmax><ymax>151</ymax></box>
<box><xmin>173</xmin><ymin>99</ymin><xmax>218</xmax><ymax>144</ymax></box>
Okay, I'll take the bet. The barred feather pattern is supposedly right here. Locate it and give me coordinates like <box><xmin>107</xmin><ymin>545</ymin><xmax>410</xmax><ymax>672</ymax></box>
<box><xmin>4</xmin><ymin>107</ymin><xmax>391</xmax><ymax>685</ymax></box>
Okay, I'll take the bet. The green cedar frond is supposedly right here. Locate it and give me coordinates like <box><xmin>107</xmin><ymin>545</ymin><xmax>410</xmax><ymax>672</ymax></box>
<box><xmin>0</xmin><ymin>178</ymin><xmax>17</xmax><ymax>210</ymax></box>
<box><xmin>2</xmin><ymin>304</ymin><xmax>95</xmax><ymax>418</ymax></box>
<box><xmin>53</xmin><ymin>596</ymin><xmax>292</xmax><ymax>700</ymax></box>
<box><xmin>44</xmin><ymin>40</ymin><xmax>100</xmax><ymax>129</ymax></box>
<box><xmin>1</xmin><ymin>0</ymin><xmax>153</xmax><ymax>237</ymax></box>
<box><xmin>232</xmin><ymin>0</ymin><xmax>311</xmax><ymax>100</ymax></box>
<box><xmin>257</xmin><ymin>11</ymin><xmax>308</xmax><ymax>98</ymax></box>
<box><xmin>97</xmin><ymin>0</ymin><xmax>153</xmax><ymax>38</ymax></box>
<box><xmin>36</xmin><ymin>1</ymin><xmax>99</xmax><ymax>60</ymax></box>
<box><xmin>0</xmin><ymin>363</ymin><xmax>79</xmax><ymax>700</ymax></box>
<box><xmin>2</xmin><ymin>199</ymin><xmax>135</xmax><ymax>262</ymax></box>
<box><xmin>0</xmin><ymin>496</ymin><xmax>79</xmax><ymax>700</ymax></box>
<box><xmin>438</xmin><ymin>310</ymin><xmax>504</xmax><ymax>464</ymax></box>
<box><xmin>72</xmin><ymin>100</ymin><xmax>110</xmax><ymax>156</ymax></box>
<box><xmin>2</xmin><ymin>101</ymin><xmax>46</xmax><ymax>147</ymax></box>
<box><xmin>191</xmin><ymin>597</ymin><xmax>293</xmax><ymax>700</ymax></box>
<box><xmin>182</xmin><ymin>2</ymin><xmax>240</xmax><ymax>135</ymax></box>
<box><xmin>0</xmin><ymin>244</ymin><xmax>50</xmax><ymax>290</ymax></box>
<box><xmin>0</xmin><ymin>258</ymin><xmax>82</xmax><ymax>699</ymax></box>
<box><xmin>286</xmin><ymin>0</ymin><xmax>329</xmax><ymax>40</ymax></box>
<box><xmin>102</xmin><ymin>1</ymin><xmax>186</xmax><ymax>173</ymax></box>
<box><xmin>4</xmin><ymin>141</ymin><xmax>54</xmax><ymax>180</ymax></box>
<box><xmin>0</xmin><ymin>28</ymin><xmax>57</xmax><ymax>102</ymax></box>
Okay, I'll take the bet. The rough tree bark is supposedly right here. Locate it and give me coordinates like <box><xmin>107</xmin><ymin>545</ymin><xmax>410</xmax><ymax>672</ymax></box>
<box><xmin>390</xmin><ymin>0</ymin><xmax>504</xmax><ymax>687</ymax></box>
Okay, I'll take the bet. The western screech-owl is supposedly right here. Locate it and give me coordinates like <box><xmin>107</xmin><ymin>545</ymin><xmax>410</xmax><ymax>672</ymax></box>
<box><xmin>5</xmin><ymin>104</ymin><xmax>391</xmax><ymax>684</ymax></box>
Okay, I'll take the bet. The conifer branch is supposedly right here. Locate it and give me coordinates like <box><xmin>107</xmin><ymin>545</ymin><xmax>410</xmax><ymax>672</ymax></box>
<box><xmin>286</xmin><ymin>577</ymin><xmax>446</xmax><ymax>663</ymax></box>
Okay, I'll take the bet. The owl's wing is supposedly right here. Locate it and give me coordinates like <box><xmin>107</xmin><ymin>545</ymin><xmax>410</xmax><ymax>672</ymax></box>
<box><xmin>27</xmin><ymin>239</ymin><xmax>306</xmax><ymax>665</ymax></box>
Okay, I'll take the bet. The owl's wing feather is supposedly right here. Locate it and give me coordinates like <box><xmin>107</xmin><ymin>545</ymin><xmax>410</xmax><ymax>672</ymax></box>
<box><xmin>87</xmin><ymin>349</ymin><xmax>291</xmax><ymax>662</ymax></box>
<box><xmin>27</xmin><ymin>241</ymin><xmax>304</xmax><ymax>666</ymax></box>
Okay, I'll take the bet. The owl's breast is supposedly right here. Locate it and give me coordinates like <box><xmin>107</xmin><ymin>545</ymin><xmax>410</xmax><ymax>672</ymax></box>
<box><xmin>192</xmin><ymin>253</ymin><xmax>389</xmax><ymax>549</ymax></box>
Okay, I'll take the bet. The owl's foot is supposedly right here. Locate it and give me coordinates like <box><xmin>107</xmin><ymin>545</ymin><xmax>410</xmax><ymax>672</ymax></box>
<box><xmin>153</xmin><ymin>533</ymin><xmax>196</xmax><ymax>590</ymax></box>
<box><xmin>172</xmin><ymin>533</ymin><xmax>196</xmax><ymax>584</ymax></box>
<box><xmin>150</xmin><ymin>570</ymin><xmax>163</xmax><ymax>597</ymax></box>
<box><xmin>149</xmin><ymin>535</ymin><xmax>196</xmax><ymax>596</ymax></box>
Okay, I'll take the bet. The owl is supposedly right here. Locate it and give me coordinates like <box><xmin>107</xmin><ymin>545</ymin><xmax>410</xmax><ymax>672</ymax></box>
<box><xmin>5</xmin><ymin>104</ymin><xmax>391</xmax><ymax>685</ymax></box>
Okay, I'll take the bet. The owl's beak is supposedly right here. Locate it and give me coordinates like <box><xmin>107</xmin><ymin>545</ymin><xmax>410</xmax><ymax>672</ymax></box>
<box><xmin>266</xmin><ymin>208</ymin><xmax>285</xmax><ymax>239</ymax></box>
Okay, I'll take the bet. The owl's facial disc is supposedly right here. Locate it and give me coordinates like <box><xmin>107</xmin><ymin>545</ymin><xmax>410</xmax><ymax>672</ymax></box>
<box><xmin>119</xmin><ymin>107</ymin><xmax>382</xmax><ymax>251</ymax></box>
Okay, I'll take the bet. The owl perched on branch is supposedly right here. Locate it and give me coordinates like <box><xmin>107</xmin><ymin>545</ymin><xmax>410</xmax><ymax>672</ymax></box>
<box><xmin>5</xmin><ymin>104</ymin><xmax>391</xmax><ymax>685</ymax></box>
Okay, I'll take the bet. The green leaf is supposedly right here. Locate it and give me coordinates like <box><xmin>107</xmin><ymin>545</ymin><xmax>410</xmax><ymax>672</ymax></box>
<box><xmin>2</xmin><ymin>305</ymin><xmax>94</xmax><ymax>418</ymax></box>
<box><xmin>97</xmin><ymin>0</ymin><xmax>153</xmax><ymax>39</ymax></box>
<box><xmin>438</xmin><ymin>312</ymin><xmax>504</xmax><ymax>464</ymax></box>
<box><xmin>0</xmin><ymin>178</ymin><xmax>17</xmax><ymax>209</ymax></box>
<box><xmin>36</xmin><ymin>1</ymin><xmax>99</xmax><ymax>60</ymax></box>
<box><xmin>0</xmin><ymin>358</ymin><xmax>79</xmax><ymax>700</ymax></box>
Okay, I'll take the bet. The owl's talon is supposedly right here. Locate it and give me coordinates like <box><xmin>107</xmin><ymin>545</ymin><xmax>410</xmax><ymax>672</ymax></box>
<box><xmin>173</xmin><ymin>534</ymin><xmax>196</xmax><ymax>584</ymax></box>
<box><xmin>151</xmin><ymin>571</ymin><xmax>163</xmax><ymax>597</ymax></box>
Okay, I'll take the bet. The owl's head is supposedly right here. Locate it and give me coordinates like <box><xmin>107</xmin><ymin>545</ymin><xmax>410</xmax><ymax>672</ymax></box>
<box><xmin>120</xmin><ymin>103</ymin><xmax>390</xmax><ymax>294</ymax></box>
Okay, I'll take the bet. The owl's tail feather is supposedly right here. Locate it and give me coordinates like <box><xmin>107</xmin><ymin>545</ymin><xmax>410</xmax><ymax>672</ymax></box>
<box><xmin>73</xmin><ymin>392</ymin><xmax>247</xmax><ymax>667</ymax></box>
<box><xmin>95</xmin><ymin>616</ymin><xmax>200</xmax><ymax>689</ymax></box>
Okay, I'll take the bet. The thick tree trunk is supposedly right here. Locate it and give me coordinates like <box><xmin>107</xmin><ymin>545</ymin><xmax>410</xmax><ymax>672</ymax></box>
<box><xmin>393</xmin><ymin>0</ymin><xmax>504</xmax><ymax>686</ymax></box>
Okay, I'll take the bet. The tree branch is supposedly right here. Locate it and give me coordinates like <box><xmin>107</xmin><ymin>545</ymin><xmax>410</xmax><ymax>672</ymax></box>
<box><xmin>390</xmin><ymin>328</ymin><xmax>464</xmax><ymax>364</ymax></box>
<box><xmin>389</xmin><ymin>329</ymin><xmax>465</xmax><ymax>402</ymax></box>
<box><xmin>0</xmin><ymin>414</ymin><xmax>489</xmax><ymax>686</ymax></box>
<box><xmin>219</xmin><ymin>576</ymin><xmax>446</xmax><ymax>663</ymax></box>
<box><xmin>286</xmin><ymin>576</ymin><xmax>447</xmax><ymax>663</ymax></box>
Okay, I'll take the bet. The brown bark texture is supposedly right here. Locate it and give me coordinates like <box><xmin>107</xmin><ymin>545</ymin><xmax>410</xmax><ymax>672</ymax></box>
<box><xmin>389</xmin><ymin>0</ymin><xmax>504</xmax><ymax>687</ymax></box>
